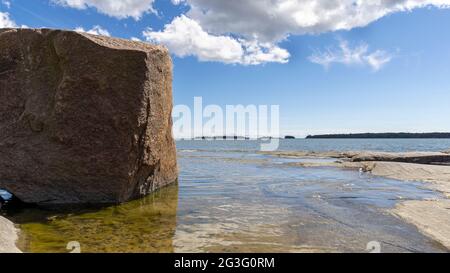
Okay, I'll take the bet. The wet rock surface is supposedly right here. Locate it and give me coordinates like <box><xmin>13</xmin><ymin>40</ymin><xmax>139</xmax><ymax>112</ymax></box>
<box><xmin>350</xmin><ymin>151</ymin><xmax>450</xmax><ymax>165</ymax></box>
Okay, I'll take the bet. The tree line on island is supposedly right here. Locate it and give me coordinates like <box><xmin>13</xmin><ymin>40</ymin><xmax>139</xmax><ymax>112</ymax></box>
<box><xmin>306</xmin><ymin>133</ymin><xmax>450</xmax><ymax>139</ymax></box>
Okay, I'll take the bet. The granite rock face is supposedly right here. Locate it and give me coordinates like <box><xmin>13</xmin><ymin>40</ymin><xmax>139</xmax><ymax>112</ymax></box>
<box><xmin>0</xmin><ymin>28</ymin><xmax>178</xmax><ymax>205</ymax></box>
<box><xmin>350</xmin><ymin>152</ymin><xmax>450</xmax><ymax>165</ymax></box>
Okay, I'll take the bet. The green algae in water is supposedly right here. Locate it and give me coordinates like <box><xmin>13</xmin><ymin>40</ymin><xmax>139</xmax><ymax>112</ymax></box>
<box><xmin>13</xmin><ymin>185</ymin><xmax>178</xmax><ymax>253</ymax></box>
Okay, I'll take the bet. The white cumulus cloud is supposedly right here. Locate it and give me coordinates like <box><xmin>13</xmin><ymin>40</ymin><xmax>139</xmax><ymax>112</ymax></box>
<box><xmin>52</xmin><ymin>0</ymin><xmax>156</xmax><ymax>19</ymax></box>
<box><xmin>51</xmin><ymin>0</ymin><xmax>450</xmax><ymax>65</ymax></box>
<box><xmin>143</xmin><ymin>15</ymin><xmax>289</xmax><ymax>65</ymax></box>
<box><xmin>160</xmin><ymin>0</ymin><xmax>450</xmax><ymax>65</ymax></box>
<box><xmin>173</xmin><ymin>0</ymin><xmax>450</xmax><ymax>42</ymax></box>
<box><xmin>0</xmin><ymin>12</ymin><xmax>16</xmax><ymax>28</ymax></box>
<box><xmin>75</xmin><ymin>25</ymin><xmax>111</xmax><ymax>36</ymax></box>
<box><xmin>309</xmin><ymin>40</ymin><xmax>393</xmax><ymax>71</ymax></box>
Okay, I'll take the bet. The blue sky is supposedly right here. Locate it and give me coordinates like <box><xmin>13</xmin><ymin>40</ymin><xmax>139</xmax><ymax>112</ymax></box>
<box><xmin>2</xmin><ymin>0</ymin><xmax>450</xmax><ymax>137</ymax></box>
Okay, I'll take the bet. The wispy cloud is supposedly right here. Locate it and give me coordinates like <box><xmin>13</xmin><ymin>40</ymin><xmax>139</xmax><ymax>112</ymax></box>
<box><xmin>2</xmin><ymin>0</ymin><xmax>11</xmax><ymax>9</ymax></box>
<box><xmin>309</xmin><ymin>40</ymin><xmax>393</xmax><ymax>71</ymax></box>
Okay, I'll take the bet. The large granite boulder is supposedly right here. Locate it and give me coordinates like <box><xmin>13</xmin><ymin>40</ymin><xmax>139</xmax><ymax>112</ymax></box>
<box><xmin>0</xmin><ymin>28</ymin><xmax>178</xmax><ymax>205</ymax></box>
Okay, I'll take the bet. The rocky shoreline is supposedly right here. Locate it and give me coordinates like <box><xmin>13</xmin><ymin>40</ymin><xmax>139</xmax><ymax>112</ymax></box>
<box><xmin>263</xmin><ymin>150</ymin><xmax>450</xmax><ymax>250</ymax></box>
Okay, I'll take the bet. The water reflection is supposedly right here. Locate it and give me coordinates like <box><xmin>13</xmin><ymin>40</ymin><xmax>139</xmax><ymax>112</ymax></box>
<box><xmin>6</xmin><ymin>185</ymin><xmax>178</xmax><ymax>253</ymax></box>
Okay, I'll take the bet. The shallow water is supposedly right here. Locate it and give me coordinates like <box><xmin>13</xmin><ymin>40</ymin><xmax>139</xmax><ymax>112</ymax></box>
<box><xmin>2</xmin><ymin>145</ymin><xmax>448</xmax><ymax>253</ymax></box>
<box><xmin>174</xmin><ymin>150</ymin><xmax>445</xmax><ymax>253</ymax></box>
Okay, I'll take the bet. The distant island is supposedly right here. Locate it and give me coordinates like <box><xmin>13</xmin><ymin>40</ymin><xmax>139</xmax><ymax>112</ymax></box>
<box><xmin>306</xmin><ymin>133</ymin><xmax>450</xmax><ymax>139</ymax></box>
<box><xmin>181</xmin><ymin>136</ymin><xmax>281</xmax><ymax>140</ymax></box>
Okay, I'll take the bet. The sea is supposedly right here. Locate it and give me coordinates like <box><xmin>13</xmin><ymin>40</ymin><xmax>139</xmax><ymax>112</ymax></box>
<box><xmin>1</xmin><ymin>139</ymin><xmax>449</xmax><ymax>253</ymax></box>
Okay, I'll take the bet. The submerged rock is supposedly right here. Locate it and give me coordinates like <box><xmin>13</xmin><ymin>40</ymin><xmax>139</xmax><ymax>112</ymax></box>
<box><xmin>0</xmin><ymin>29</ymin><xmax>178</xmax><ymax>205</ymax></box>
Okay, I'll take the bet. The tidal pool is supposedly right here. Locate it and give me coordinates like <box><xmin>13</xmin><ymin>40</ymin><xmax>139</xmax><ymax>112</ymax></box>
<box><xmin>2</xmin><ymin>149</ymin><xmax>448</xmax><ymax>253</ymax></box>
